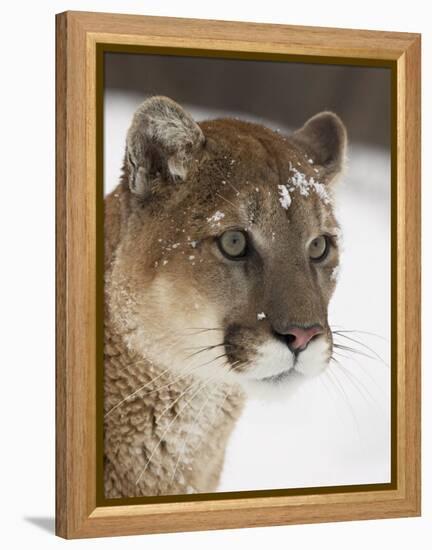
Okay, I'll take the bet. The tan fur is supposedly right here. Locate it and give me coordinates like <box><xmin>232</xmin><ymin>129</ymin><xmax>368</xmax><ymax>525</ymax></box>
<box><xmin>104</xmin><ymin>97</ymin><xmax>347</xmax><ymax>498</ymax></box>
<box><xmin>104</xmin><ymin>323</ymin><xmax>243</xmax><ymax>497</ymax></box>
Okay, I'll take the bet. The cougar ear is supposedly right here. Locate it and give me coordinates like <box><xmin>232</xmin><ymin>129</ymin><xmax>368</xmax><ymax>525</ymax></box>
<box><xmin>125</xmin><ymin>96</ymin><xmax>205</xmax><ymax>197</ymax></box>
<box><xmin>291</xmin><ymin>112</ymin><xmax>347</xmax><ymax>183</ymax></box>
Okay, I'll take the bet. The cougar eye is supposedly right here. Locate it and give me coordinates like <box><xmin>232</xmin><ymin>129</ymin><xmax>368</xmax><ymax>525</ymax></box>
<box><xmin>309</xmin><ymin>235</ymin><xmax>329</xmax><ymax>262</ymax></box>
<box><xmin>218</xmin><ymin>230</ymin><xmax>248</xmax><ymax>259</ymax></box>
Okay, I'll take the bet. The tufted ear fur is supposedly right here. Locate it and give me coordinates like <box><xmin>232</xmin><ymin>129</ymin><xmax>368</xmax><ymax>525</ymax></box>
<box><xmin>291</xmin><ymin>111</ymin><xmax>347</xmax><ymax>183</ymax></box>
<box><xmin>125</xmin><ymin>96</ymin><xmax>205</xmax><ymax>198</ymax></box>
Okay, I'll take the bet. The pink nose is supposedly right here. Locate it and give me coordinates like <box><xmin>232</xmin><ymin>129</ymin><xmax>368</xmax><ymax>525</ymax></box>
<box><xmin>283</xmin><ymin>325</ymin><xmax>324</xmax><ymax>352</ymax></box>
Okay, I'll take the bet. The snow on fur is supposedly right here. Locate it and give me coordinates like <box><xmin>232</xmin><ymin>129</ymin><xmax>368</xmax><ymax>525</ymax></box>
<box><xmin>290</xmin><ymin>167</ymin><xmax>330</xmax><ymax>204</ymax></box>
<box><xmin>207</xmin><ymin>211</ymin><xmax>225</xmax><ymax>224</ymax></box>
<box><xmin>331</xmin><ymin>266</ymin><xmax>340</xmax><ymax>281</ymax></box>
<box><xmin>278</xmin><ymin>165</ymin><xmax>331</xmax><ymax>209</ymax></box>
<box><xmin>278</xmin><ymin>185</ymin><xmax>292</xmax><ymax>209</ymax></box>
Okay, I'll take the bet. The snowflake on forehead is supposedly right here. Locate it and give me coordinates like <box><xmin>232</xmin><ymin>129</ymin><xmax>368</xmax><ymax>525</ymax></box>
<box><xmin>284</xmin><ymin>163</ymin><xmax>331</xmax><ymax>205</ymax></box>
<box><xmin>207</xmin><ymin>211</ymin><xmax>225</xmax><ymax>227</ymax></box>
<box><xmin>278</xmin><ymin>185</ymin><xmax>292</xmax><ymax>209</ymax></box>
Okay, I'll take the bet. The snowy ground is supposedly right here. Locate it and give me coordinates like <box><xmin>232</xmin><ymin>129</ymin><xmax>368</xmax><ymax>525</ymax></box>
<box><xmin>104</xmin><ymin>92</ymin><xmax>391</xmax><ymax>492</ymax></box>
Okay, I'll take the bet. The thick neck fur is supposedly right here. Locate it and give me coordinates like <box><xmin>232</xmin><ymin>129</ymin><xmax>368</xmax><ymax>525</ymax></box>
<box><xmin>104</xmin><ymin>184</ymin><xmax>244</xmax><ymax>498</ymax></box>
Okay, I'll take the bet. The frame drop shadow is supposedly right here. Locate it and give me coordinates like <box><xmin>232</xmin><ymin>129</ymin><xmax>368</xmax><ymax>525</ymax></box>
<box><xmin>24</xmin><ymin>517</ymin><xmax>55</xmax><ymax>535</ymax></box>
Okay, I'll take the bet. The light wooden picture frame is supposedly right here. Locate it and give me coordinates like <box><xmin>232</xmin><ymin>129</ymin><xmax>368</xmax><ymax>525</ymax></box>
<box><xmin>55</xmin><ymin>10</ymin><xmax>421</xmax><ymax>539</ymax></box>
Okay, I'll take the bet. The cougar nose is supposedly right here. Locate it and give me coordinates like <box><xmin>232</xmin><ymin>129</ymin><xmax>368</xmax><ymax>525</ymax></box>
<box><xmin>274</xmin><ymin>325</ymin><xmax>324</xmax><ymax>353</ymax></box>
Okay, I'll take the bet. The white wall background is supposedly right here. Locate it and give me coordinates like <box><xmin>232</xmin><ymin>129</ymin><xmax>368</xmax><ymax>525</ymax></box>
<box><xmin>0</xmin><ymin>0</ymin><xmax>430</xmax><ymax>548</ymax></box>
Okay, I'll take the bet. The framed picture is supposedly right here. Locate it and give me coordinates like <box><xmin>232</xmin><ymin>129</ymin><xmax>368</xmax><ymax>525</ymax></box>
<box><xmin>55</xmin><ymin>11</ymin><xmax>421</xmax><ymax>539</ymax></box>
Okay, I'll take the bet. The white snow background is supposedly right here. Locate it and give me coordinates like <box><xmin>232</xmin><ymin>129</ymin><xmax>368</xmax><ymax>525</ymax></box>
<box><xmin>104</xmin><ymin>91</ymin><xmax>391</xmax><ymax>492</ymax></box>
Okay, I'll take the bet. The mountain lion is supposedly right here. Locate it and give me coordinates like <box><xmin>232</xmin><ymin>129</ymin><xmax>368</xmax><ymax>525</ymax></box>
<box><xmin>104</xmin><ymin>96</ymin><xmax>347</xmax><ymax>498</ymax></box>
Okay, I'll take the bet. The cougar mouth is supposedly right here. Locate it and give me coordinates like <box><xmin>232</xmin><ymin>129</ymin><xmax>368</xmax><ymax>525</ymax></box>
<box><xmin>223</xmin><ymin>322</ymin><xmax>331</xmax><ymax>399</ymax></box>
